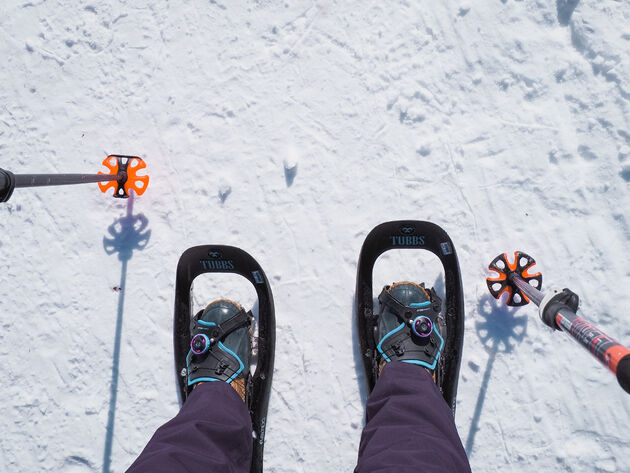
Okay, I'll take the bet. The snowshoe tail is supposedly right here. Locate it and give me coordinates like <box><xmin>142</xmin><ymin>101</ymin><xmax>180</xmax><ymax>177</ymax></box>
<box><xmin>174</xmin><ymin>245</ymin><xmax>275</xmax><ymax>473</ymax></box>
<box><xmin>356</xmin><ymin>221</ymin><xmax>464</xmax><ymax>416</ymax></box>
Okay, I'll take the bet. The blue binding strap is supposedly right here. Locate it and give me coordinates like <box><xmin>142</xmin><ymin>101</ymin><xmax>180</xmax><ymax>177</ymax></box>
<box><xmin>410</xmin><ymin>301</ymin><xmax>431</xmax><ymax>308</ymax></box>
<box><xmin>197</xmin><ymin>320</ymin><xmax>217</xmax><ymax>327</ymax></box>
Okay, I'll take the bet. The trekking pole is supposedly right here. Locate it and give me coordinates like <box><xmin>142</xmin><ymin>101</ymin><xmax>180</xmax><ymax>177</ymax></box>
<box><xmin>486</xmin><ymin>251</ymin><xmax>630</xmax><ymax>394</ymax></box>
<box><xmin>0</xmin><ymin>155</ymin><xmax>149</xmax><ymax>202</ymax></box>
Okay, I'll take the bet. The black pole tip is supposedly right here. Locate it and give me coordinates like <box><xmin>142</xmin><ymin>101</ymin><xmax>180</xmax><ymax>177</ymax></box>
<box><xmin>617</xmin><ymin>355</ymin><xmax>630</xmax><ymax>395</ymax></box>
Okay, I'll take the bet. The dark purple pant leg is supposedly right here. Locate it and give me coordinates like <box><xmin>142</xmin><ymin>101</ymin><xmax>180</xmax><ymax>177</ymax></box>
<box><xmin>355</xmin><ymin>362</ymin><xmax>471</xmax><ymax>473</ymax></box>
<box><xmin>126</xmin><ymin>382</ymin><xmax>252</xmax><ymax>473</ymax></box>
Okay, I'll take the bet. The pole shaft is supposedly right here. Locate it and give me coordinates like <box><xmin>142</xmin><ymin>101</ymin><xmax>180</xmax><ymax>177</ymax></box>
<box><xmin>13</xmin><ymin>173</ymin><xmax>120</xmax><ymax>188</ymax></box>
<box><xmin>510</xmin><ymin>273</ymin><xmax>545</xmax><ymax>306</ymax></box>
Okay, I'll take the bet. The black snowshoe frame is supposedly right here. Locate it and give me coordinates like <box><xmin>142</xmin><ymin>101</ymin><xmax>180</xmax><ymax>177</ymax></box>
<box><xmin>174</xmin><ymin>245</ymin><xmax>275</xmax><ymax>473</ymax></box>
<box><xmin>356</xmin><ymin>221</ymin><xmax>465</xmax><ymax>415</ymax></box>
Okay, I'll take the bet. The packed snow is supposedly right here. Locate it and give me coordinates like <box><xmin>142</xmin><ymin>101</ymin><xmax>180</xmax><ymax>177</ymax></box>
<box><xmin>1</xmin><ymin>0</ymin><xmax>630</xmax><ymax>472</ymax></box>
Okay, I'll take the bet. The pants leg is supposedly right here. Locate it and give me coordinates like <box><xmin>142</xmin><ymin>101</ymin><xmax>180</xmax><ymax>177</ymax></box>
<box><xmin>355</xmin><ymin>362</ymin><xmax>471</xmax><ymax>473</ymax></box>
<box><xmin>126</xmin><ymin>382</ymin><xmax>252</xmax><ymax>473</ymax></box>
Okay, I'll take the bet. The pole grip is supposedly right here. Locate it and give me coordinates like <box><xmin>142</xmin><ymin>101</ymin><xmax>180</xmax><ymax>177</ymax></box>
<box><xmin>618</xmin><ymin>355</ymin><xmax>630</xmax><ymax>394</ymax></box>
<box><xmin>0</xmin><ymin>168</ymin><xmax>16</xmax><ymax>202</ymax></box>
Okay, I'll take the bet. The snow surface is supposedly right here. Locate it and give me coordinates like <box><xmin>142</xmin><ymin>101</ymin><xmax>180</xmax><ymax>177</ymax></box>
<box><xmin>2</xmin><ymin>0</ymin><xmax>630</xmax><ymax>471</ymax></box>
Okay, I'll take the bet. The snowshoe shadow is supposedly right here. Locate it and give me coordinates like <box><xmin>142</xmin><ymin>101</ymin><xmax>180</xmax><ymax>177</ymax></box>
<box><xmin>352</xmin><ymin>293</ymin><xmax>369</xmax><ymax>409</ymax></box>
<box><xmin>101</xmin><ymin>192</ymin><xmax>151</xmax><ymax>473</ymax></box>
<box><xmin>465</xmin><ymin>294</ymin><xmax>527</xmax><ymax>457</ymax></box>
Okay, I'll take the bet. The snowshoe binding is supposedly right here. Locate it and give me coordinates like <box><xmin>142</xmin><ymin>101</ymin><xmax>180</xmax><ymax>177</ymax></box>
<box><xmin>187</xmin><ymin>300</ymin><xmax>253</xmax><ymax>401</ymax></box>
<box><xmin>174</xmin><ymin>246</ymin><xmax>275</xmax><ymax>473</ymax></box>
<box><xmin>356</xmin><ymin>221</ymin><xmax>464</xmax><ymax>415</ymax></box>
<box><xmin>376</xmin><ymin>282</ymin><xmax>445</xmax><ymax>374</ymax></box>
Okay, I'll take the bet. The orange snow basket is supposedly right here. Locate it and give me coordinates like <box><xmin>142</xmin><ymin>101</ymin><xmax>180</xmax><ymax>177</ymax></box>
<box><xmin>98</xmin><ymin>155</ymin><xmax>149</xmax><ymax>198</ymax></box>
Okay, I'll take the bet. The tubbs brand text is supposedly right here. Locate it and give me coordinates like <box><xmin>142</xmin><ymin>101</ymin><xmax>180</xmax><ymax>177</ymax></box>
<box><xmin>390</xmin><ymin>235</ymin><xmax>426</xmax><ymax>246</ymax></box>
<box><xmin>201</xmin><ymin>259</ymin><xmax>235</xmax><ymax>270</ymax></box>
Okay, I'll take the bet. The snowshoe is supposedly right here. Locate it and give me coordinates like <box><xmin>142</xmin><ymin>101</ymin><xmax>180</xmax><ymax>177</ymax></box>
<box><xmin>356</xmin><ymin>221</ymin><xmax>464</xmax><ymax>415</ymax></box>
<box><xmin>174</xmin><ymin>246</ymin><xmax>275</xmax><ymax>473</ymax></box>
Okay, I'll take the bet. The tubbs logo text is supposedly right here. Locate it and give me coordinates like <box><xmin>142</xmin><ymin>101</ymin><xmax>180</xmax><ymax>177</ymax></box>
<box><xmin>391</xmin><ymin>235</ymin><xmax>425</xmax><ymax>246</ymax></box>
<box><xmin>201</xmin><ymin>259</ymin><xmax>235</xmax><ymax>270</ymax></box>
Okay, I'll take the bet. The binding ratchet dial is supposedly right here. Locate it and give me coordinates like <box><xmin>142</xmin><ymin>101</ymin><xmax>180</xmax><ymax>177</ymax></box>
<box><xmin>191</xmin><ymin>334</ymin><xmax>211</xmax><ymax>355</ymax></box>
<box><xmin>412</xmin><ymin>316</ymin><xmax>433</xmax><ymax>338</ymax></box>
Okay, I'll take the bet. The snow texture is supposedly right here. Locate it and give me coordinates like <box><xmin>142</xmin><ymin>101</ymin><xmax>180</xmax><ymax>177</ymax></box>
<box><xmin>1</xmin><ymin>0</ymin><xmax>630</xmax><ymax>472</ymax></box>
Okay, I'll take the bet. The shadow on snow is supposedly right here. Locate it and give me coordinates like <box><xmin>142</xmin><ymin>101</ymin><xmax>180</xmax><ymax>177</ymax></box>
<box><xmin>557</xmin><ymin>0</ymin><xmax>580</xmax><ymax>26</ymax></box>
<box><xmin>101</xmin><ymin>192</ymin><xmax>151</xmax><ymax>473</ymax></box>
<box><xmin>464</xmin><ymin>293</ymin><xmax>528</xmax><ymax>457</ymax></box>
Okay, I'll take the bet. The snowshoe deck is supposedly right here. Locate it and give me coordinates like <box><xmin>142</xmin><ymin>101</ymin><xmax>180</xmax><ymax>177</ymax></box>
<box><xmin>356</xmin><ymin>221</ymin><xmax>464</xmax><ymax>415</ymax></box>
<box><xmin>174</xmin><ymin>245</ymin><xmax>275</xmax><ymax>473</ymax></box>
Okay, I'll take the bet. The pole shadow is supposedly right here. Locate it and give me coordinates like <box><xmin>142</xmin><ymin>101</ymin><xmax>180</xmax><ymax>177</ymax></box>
<box><xmin>464</xmin><ymin>293</ymin><xmax>528</xmax><ymax>458</ymax></box>
<box><xmin>101</xmin><ymin>192</ymin><xmax>151</xmax><ymax>473</ymax></box>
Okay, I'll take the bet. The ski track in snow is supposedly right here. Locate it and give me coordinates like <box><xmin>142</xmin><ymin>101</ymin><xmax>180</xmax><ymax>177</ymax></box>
<box><xmin>1</xmin><ymin>0</ymin><xmax>630</xmax><ymax>472</ymax></box>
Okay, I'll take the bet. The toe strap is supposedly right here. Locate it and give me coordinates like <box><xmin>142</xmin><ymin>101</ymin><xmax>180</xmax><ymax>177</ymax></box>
<box><xmin>191</xmin><ymin>309</ymin><xmax>253</xmax><ymax>343</ymax></box>
<box><xmin>378</xmin><ymin>286</ymin><xmax>442</xmax><ymax>320</ymax></box>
